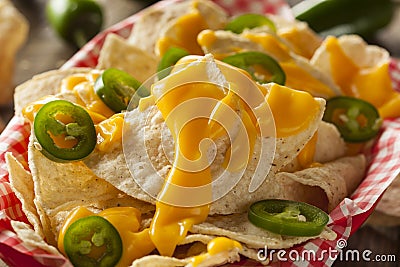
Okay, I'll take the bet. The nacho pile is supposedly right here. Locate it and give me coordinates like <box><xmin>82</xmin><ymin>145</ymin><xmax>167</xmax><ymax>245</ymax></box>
<box><xmin>7</xmin><ymin>0</ymin><xmax>400</xmax><ymax>266</ymax></box>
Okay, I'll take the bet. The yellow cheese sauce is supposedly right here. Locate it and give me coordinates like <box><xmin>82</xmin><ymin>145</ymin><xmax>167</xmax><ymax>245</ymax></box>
<box><xmin>57</xmin><ymin>206</ymin><xmax>154</xmax><ymax>267</ymax></box>
<box><xmin>266</xmin><ymin>83</ymin><xmax>320</xmax><ymax>138</ymax></box>
<box><xmin>189</xmin><ymin>237</ymin><xmax>242</xmax><ymax>266</ymax></box>
<box><xmin>95</xmin><ymin>113</ymin><xmax>125</xmax><ymax>152</ymax></box>
<box><xmin>244</xmin><ymin>32</ymin><xmax>292</xmax><ymax>62</ymax></box>
<box><xmin>150</xmin><ymin>82</ymin><xmax>217</xmax><ymax>256</ymax></box>
<box><xmin>296</xmin><ymin>131</ymin><xmax>320</xmax><ymax>169</ymax></box>
<box><xmin>278</xmin><ymin>27</ymin><xmax>322</xmax><ymax>59</ymax></box>
<box><xmin>280</xmin><ymin>61</ymin><xmax>336</xmax><ymax>98</ymax></box>
<box><xmin>62</xmin><ymin>72</ymin><xmax>115</xmax><ymax>120</ymax></box>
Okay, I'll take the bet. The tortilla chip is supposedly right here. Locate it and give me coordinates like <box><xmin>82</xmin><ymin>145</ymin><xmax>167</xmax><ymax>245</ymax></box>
<box><xmin>28</xmin><ymin>134</ymin><xmax>154</xmax><ymax>246</ymax></box>
<box><xmin>6</xmin><ymin>152</ymin><xmax>44</xmax><ymax>238</ymax></box>
<box><xmin>131</xmin><ymin>243</ymin><xmax>241</xmax><ymax>267</ymax></box>
<box><xmin>154</xmin><ymin>0</ymin><xmax>228</xmax><ymax>56</ymax></box>
<box><xmin>13</xmin><ymin>68</ymin><xmax>92</xmax><ymax>116</ymax></box>
<box><xmin>179</xmin><ymin>233</ymin><xmax>264</xmax><ymax>265</ymax></box>
<box><xmin>314</xmin><ymin>121</ymin><xmax>346</xmax><ymax>163</ymax></box>
<box><xmin>269</xmin><ymin>15</ymin><xmax>322</xmax><ymax>59</ymax></box>
<box><xmin>97</xmin><ymin>34</ymin><xmax>158</xmax><ymax>83</ymax></box>
<box><xmin>190</xmin><ymin>213</ymin><xmax>336</xmax><ymax>249</ymax></box>
<box><xmin>311</xmin><ymin>35</ymin><xmax>390</xmax><ymax>73</ymax></box>
<box><xmin>131</xmin><ymin>255</ymin><xmax>189</xmax><ymax>267</ymax></box>
<box><xmin>128</xmin><ymin>0</ymin><xmax>227</xmax><ymax>56</ymax></box>
<box><xmin>10</xmin><ymin>220</ymin><xmax>61</xmax><ymax>256</ymax></box>
<box><xmin>281</xmin><ymin>121</ymin><xmax>346</xmax><ymax>172</ymax></box>
<box><xmin>276</xmin><ymin>155</ymin><xmax>366</xmax><ymax>211</ymax></box>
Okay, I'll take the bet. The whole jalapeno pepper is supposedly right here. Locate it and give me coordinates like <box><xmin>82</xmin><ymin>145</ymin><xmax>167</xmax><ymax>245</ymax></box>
<box><xmin>293</xmin><ymin>0</ymin><xmax>394</xmax><ymax>38</ymax></box>
<box><xmin>46</xmin><ymin>0</ymin><xmax>103</xmax><ymax>48</ymax></box>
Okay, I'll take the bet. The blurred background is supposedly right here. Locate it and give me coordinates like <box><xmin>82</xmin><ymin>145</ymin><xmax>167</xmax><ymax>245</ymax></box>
<box><xmin>0</xmin><ymin>0</ymin><xmax>399</xmax><ymax>266</ymax></box>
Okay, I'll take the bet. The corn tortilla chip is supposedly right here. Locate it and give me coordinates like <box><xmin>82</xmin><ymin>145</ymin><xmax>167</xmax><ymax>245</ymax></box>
<box><xmin>311</xmin><ymin>35</ymin><xmax>390</xmax><ymax>73</ymax></box>
<box><xmin>6</xmin><ymin>152</ymin><xmax>44</xmax><ymax>238</ymax></box>
<box><xmin>97</xmin><ymin>34</ymin><xmax>158</xmax><ymax>83</ymax></box>
<box><xmin>276</xmin><ymin>155</ymin><xmax>366</xmax><ymax>212</ymax></box>
<box><xmin>10</xmin><ymin>220</ymin><xmax>61</xmax><ymax>256</ymax></box>
<box><xmin>13</xmin><ymin>68</ymin><xmax>92</xmax><ymax>116</ymax></box>
<box><xmin>281</xmin><ymin>121</ymin><xmax>346</xmax><ymax>172</ymax></box>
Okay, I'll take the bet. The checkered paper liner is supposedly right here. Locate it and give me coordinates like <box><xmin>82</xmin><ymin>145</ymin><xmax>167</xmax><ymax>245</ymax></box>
<box><xmin>1</xmin><ymin>0</ymin><xmax>400</xmax><ymax>266</ymax></box>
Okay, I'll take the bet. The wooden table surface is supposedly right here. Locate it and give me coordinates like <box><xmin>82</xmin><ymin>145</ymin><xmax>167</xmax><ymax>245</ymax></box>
<box><xmin>1</xmin><ymin>0</ymin><xmax>399</xmax><ymax>266</ymax></box>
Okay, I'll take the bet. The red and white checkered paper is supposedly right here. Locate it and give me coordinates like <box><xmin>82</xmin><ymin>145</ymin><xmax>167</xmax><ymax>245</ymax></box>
<box><xmin>1</xmin><ymin>0</ymin><xmax>400</xmax><ymax>266</ymax></box>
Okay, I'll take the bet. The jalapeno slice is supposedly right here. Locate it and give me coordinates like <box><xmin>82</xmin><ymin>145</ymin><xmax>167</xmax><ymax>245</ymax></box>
<box><xmin>157</xmin><ymin>47</ymin><xmax>189</xmax><ymax>80</ymax></box>
<box><xmin>94</xmin><ymin>68</ymin><xmax>147</xmax><ymax>112</ymax></box>
<box><xmin>33</xmin><ymin>100</ymin><xmax>96</xmax><ymax>162</ymax></box>
<box><xmin>225</xmin><ymin>13</ymin><xmax>276</xmax><ymax>34</ymax></box>
<box><xmin>222</xmin><ymin>51</ymin><xmax>285</xmax><ymax>85</ymax></box>
<box><xmin>248</xmin><ymin>199</ymin><xmax>329</xmax><ymax>237</ymax></box>
<box><xmin>64</xmin><ymin>216</ymin><xmax>123</xmax><ymax>267</ymax></box>
<box><xmin>323</xmin><ymin>96</ymin><xmax>381</xmax><ymax>143</ymax></box>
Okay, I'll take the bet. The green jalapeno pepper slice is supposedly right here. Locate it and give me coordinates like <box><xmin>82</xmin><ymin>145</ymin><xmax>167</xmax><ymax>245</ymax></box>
<box><xmin>248</xmin><ymin>199</ymin><xmax>329</xmax><ymax>237</ymax></box>
<box><xmin>64</xmin><ymin>216</ymin><xmax>123</xmax><ymax>267</ymax></box>
<box><xmin>94</xmin><ymin>68</ymin><xmax>148</xmax><ymax>112</ymax></box>
<box><xmin>157</xmin><ymin>47</ymin><xmax>189</xmax><ymax>80</ymax></box>
<box><xmin>222</xmin><ymin>51</ymin><xmax>285</xmax><ymax>85</ymax></box>
<box><xmin>323</xmin><ymin>96</ymin><xmax>381</xmax><ymax>143</ymax></box>
<box><xmin>225</xmin><ymin>13</ymin><xmax>276</xmax><ymax>34</ymax></box>
<box><xmin>33</xmin><ymin>100</ymin><xmax>96</xmax><ymax>162</ymax></box>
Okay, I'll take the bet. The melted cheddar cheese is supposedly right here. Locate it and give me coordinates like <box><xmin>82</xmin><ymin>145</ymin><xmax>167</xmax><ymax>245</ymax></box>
<box><xmin>149</xmin><ymin>82</ymin><xmax>216</xmax><ymax>256</ymax></box>
<box><xmin>61</xmin><ymin>72</ymin><xmax>115</xmax><ymax>120</ymax></box>
<box><xmin>266</xmin><ymin>83</ymin><xmax>321</xmax><ymax>138</ymax></box>
<box><xmin>189</xmin><ymin>237</ymin><xmax>242</xmax><ymax>266</ymax></box>
<box><xmin>297</xmin><ymin>131</ymin><xmax>321</xmax><ymax>169</ymax></box>
<box><xmin>95</xmin><ymin>113</ymin><xmax>125</xmax><ymax>152</ymax></box>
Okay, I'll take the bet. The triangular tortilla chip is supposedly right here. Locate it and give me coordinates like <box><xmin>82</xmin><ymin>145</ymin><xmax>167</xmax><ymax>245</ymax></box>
<box><xmin>97</xmin><ymin>34</ymin><xmax>158</xmax><ymax>83</ymax></box>
<box><xmin>6</xmin><ymin>152</ymin><xmax>43</xmax><ymax>238</ymax></box>
<box><xmin>276</xmin><ymin>155</ymin><xmax>366</xmax><ymax>211</ymax></box>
